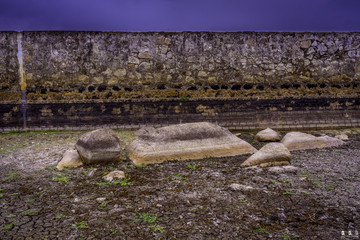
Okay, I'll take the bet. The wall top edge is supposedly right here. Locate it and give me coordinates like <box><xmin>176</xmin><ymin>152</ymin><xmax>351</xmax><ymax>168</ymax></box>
<box><xmin>0</xmin><ymin>30</ymin><xmax>359</xmax><ymax>34</ymax></box>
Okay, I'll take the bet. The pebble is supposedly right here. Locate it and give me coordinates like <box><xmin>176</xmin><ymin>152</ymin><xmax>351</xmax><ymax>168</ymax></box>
<box><xmin>229</xmin><ymin>183</ymin><xmax>254</xmax><ymax>191</ymax></box>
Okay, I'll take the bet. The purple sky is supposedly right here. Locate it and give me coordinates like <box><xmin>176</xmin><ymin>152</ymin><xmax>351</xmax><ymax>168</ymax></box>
<box><xmin>0</xmin><ymin>0</ymin><xmax>359</xmax><ymax>31</ymax></box>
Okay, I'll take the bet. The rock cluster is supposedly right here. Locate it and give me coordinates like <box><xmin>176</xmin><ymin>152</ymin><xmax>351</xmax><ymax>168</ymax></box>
<box><xmin>57</xmin><ymin>129</ymin><xmax>123</xmax><ymax>170</ymax></box>
<box><xmin>56</xmin><ymin>126</ymin><xmax>347</xmax><ymax>171</ymax></box>
<box><xmin>240</xmin><ymin>128</ymin><xmax>347</xmax><ymax>168</ymax></box>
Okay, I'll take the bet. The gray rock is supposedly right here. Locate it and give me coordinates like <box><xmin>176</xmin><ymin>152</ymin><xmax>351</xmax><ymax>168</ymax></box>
<box><xmin>281</xmin><ymin>132</ymin><xmax>345</xmax><ymax>151</ymax></box>
<box><xmin>255</xmin><ymin>128</ymin><xmax>280</xmax><ymax>142</ymax></box>
<box><xmin>335</xmin><ymin>133</ymin><xmax>349</xmax><ymax>141</ymax></box>
<box><xmin>96</xmin><ymin>197</ymin><xmax>106</xmax><ymax>202</ymax></box>
<box><xmin>268</xmin><ymin>165</ymin><xmax>298</xmax><ymax>174</ymax></box>
<box><xmin>300</xmin><ymin>40</ymin><xmax>312</xmax><ymax>49</ymax></box>
<box><xmin>57</xmin><ymin>149</ymin><xmax>83</xmax><ymax>170</ymax></box>
<box><xmin>128</xmin><ymin>56</ymin><xmax>139</xmax><ymax>64</ymax></box>
<box><xmin>75</xmin><ymin>129</ymin><xmax>122</xmax><ymax>164</ymax></box>
<box><xmin>241</xmin><ymin>143</ymin><xmax>291</xmax><ymax>167</ymax></box>
<box><xmin>138</xmin><ymin>62</ymin><xmax>151</xmax><ymax>72</ymax></box>
<box><xmin>229</xmin><ymin>183</ymin><xmax>254</xmax><ymax>191</ymax></box>
<box><xmin>127</xmin><ymin>122</ymin><xmax>257</xmax><ymax>164</ymax></box>
<box><xmin>103</xmin><ymin>170</ymin><xmax>125</xmax><ymax>182</ymax></box>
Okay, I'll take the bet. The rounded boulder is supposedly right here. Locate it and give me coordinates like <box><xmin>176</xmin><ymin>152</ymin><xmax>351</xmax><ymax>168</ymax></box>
<box><xmin>75</xmin><ymin>129</ymin><xmax>122</xmax><ymax>164</ymax></box>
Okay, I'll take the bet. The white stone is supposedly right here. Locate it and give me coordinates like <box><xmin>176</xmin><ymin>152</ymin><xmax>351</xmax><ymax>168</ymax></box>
<box><xmin>103</xmin><ymin>170</ymin><xmax>125</xmax><ymax>182</ymax></box>
<box><xmin>96</xmin><ymin>197</ymin><xmax>106</xmax><ymax>202</ymax></box>
<box><xmin>255</xmin><ymin>128</ymin><xmax>280</xmax><ymax>142</ymax></box>
<box><xmin>241</xmin><ymin>143</ymin><xmax>291</xmax><ymax>167</ymax></box>
<box><xmin>268</xmin><ymin>165</ymin><xmax>298</xmax><ymax>174</ymax></box>
<box><xmin>335</xmin><ymin>134</ymin><xmax>349</xmax><ymax>141</ymax></box>
<box><xmin>57</xmin><ymin>150</ymin><xmax>83</xmax><ymax>170</ymax></box>
<box><xmin>281</xmin><ymin>132</ymin><xmax>345</xmax><ymax>151</ymax></box>
<box><xmin>229</xmin><ymin>184</ymin><xmax>254</xmax><ymax>191</ymax></box>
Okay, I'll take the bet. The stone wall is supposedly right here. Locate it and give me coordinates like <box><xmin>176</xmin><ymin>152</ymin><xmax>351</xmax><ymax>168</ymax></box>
<box><xmin>0</xmin><ymin>31</ymin><xmax>359</xmax><ymax>131</ymax></box>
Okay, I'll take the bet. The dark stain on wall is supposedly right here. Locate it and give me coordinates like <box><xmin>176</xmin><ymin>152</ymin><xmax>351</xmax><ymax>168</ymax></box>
<box><xmin>1</xmin><ymin>97</ymin><xmax>359</xmax><ymax>130</ymax></box>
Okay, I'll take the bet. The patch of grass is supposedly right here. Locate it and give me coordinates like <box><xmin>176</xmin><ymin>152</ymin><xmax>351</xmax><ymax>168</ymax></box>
<box><xmin>27</xmin><ymin>199</ymin><xmax>35</xmax><ymax>203</ymax></box>
<box><xmin>10</xmin><ymin>192</ymin><xmax>20</xmax><ymax>196</ymax></box>
<box><xmin>82</xmin><ymin>167</ymin><xmax>95</xmax><ymax>175</ymax></box>
<box><xmin>95</xmin><ymin>177</ymin><xmax>133</xmax><ymax>186</ymax></box>
<box><xmin>35</xmin><ymin>189</ymin><xmax>46</xmax><ymax>198</ymax></box>
<box><xmin>23</xmin><ymin>209</ymin><xmax>38</xmax><ymax>215</ymax></box>
<box><xmin>55</xmin><ymin>214</ymin><xmax>72</xmax><ymax>219</ymax></box>
<box><xmin>45</xmin><ymin>164</ymin><xmax>58</xmax><ymax>171</ymax></box>
<box><xmin>271</xmin><ymin>180</ymin><xmax>280</xmax><ymax>184</ymax></box>
<box><xmin>1</xmin><ymin>221</ymin><xmax>15</xmax><ymax>230</ymax></box>
<box><xmin>110</xmin><ymin>229</ymin><xmax>117</xmax><ymax>234</ymax></box>
<box><xmin>344</xmin><ymin>187</ymin><xmax>351</xmax><ymax>191</ymax></box>
<box><xmin>186</xmin><ymin>163</ymin><xmax>199</xmax><ymax>170</ymax></box>
<box><xmin>74</xmin><ymin>221</ymin><xmax>89</xmax><ymax>230</ymax></box>
<box><xmin>325</xmin><ymin>185</ymin><xmax>335</xmax><ymax>191</ymax></box>
<box><xmin>279</xmin><ymin>179</ymin><xmax>293</xmax><ymax>186</ymax></box>
<box><xmin>2</xmin><ymin>171</ymin><xmax>19</xmax><ymax>182</ymax></box>
<box><xmin>0</xmin><ymin>144</ymin><xmax>31</xmax><ymax>154</ymax></box>
<box><xmin>149</xmin><ymin>224</ymin><xmax>165</xmax><ymax>233</ymax></box>
<box><xmin>283</xmin><ymin>189</ymin><xmax>296</xmax><ymax>195</ymax></box>
<box><xmin>131</xmin><ymin>163</ymin><xmax>147</xmax><ymax>168</ymax></box>
<box><xmin>239</xmin><ymin>199</ymin><xmax>248</xmax><ymax>203</ymax></box>
<box><xmin>138</xmin><ymin>212</ymin><xmax>158</xmax><ymax>224</ymax></box>
<box><xmin>249</xmin><ymin>226</ymin><xmax>268</xmax><ymax>234</ymax></box>
<box><xmin>0</xmin><ymin>130</ymin><xmax>29</xmax><ymax>135</ymax></box>
<box><xmin>281</xmin><ymin>234</ymin><xmax>291</xmax><ymax>240</ymax></box>
<box><xmin>345</xmin><ymin>177</ymin><xmax>355</xmax><ymax>182</ymax></box>
<box><xmin>167</xmin><ymin>173</ymin><xmax>188</xmax><ymax>184</ymax></box>
<box><xmin>312</xmin><ymin>182</ymin><xmax>321</xmax><ymax>187</ymax></box>
<box><xmin>53</xmin><ymin>176</ymin><xmax>70</xmax><ymax>184</ymax></box>
<box><xmin>6</xmin><ymin>214</ymin><xmax>16</xmax><ymax>218</ymax></box>
<box><xmin>98</xmin><ymin>200</ymin><xmax>112</xmax><ymax>209</ymax></box>
<box><xmin>0</xmin><ymin>193</ymin><xmax>3</xmax><ymax>198</ymax></box>
<box><xmin>209</xmin><ymin>161</ymin><xmax>215</xmax><ymax>165</ymax></box>
<box><xmin>102</xmin><ymin>167</ymin><xmax>116</xmax><ymax>176</ymax></box>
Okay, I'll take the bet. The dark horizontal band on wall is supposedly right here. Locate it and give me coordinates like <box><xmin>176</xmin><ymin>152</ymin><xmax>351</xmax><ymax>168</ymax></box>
<box><xmin>1</xmin><ymin>97</ymin><xmax>359</xmax><ymax>132</ymax></box>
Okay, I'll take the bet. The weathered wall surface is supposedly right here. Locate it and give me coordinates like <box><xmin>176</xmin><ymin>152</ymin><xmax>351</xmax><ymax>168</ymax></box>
<box><xmin>0</xmin><ymin>32</ymin><xmax>20</xmax><ymax>101</ymax></box>
<box><xmin>0</xmin><ymin>31</ymin><xmax>359</xmax><ymax>130</ymax></box>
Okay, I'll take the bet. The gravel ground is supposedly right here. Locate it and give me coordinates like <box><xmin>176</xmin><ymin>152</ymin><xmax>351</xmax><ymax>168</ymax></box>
<box><xmin>0</xmin><ymin>129</ymin><xmax>359</xmax><ymax>240</ymax></box>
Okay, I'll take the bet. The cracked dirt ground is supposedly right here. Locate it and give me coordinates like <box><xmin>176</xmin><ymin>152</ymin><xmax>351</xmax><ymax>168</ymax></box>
<box><xmin>0</xmin><ymin>129</ymin><xmax>359</xmax><ymax>239</ymax></box>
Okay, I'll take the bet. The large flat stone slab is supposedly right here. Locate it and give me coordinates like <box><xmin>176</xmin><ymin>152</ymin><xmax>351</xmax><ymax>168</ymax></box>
<box><xmin>127</xmin><ymin>122</ymin><xmax>257</xmax><ymax>164</ymax></box>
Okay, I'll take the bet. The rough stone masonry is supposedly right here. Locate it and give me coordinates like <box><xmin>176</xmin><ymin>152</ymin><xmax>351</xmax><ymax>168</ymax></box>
<box><xmin>0</xmin><ymin>31</ymin><xmax>359</xmax><ymax>130</ymax></box>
